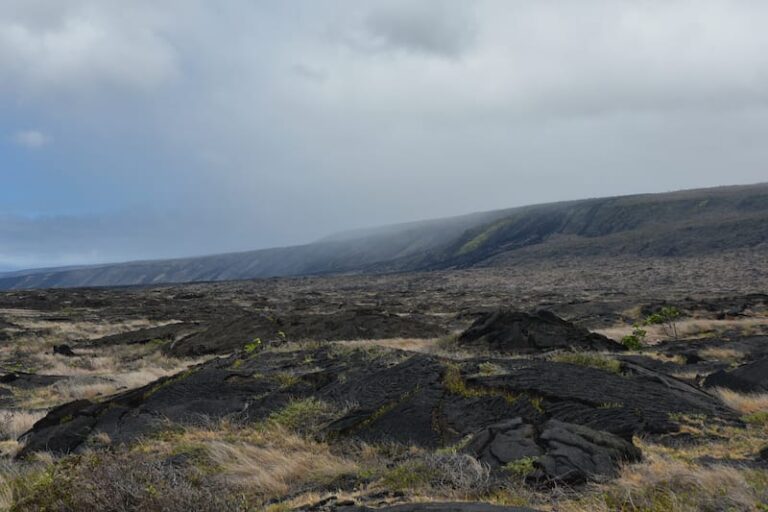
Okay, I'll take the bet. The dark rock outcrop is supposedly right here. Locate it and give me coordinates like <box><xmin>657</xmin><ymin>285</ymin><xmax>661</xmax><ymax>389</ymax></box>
<box><xmin>703</xmin><ymin>357</ymin><xmax>768</xmax><ymax>393</ymax></box>
<box><xmin>459</xmin><ymin>310</ymin><xmax>624</xmax><ymax>354</ymax></box>
<box><xmin>467</xmin><ymin>417</ymin><xmax>641</xmax><ymax>483</ymax></box>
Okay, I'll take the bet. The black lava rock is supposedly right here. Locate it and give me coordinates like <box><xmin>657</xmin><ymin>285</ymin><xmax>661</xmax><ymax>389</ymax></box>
<box><xmin>459</xmin><ymin>310</ymin><xmax>624</xmax><ymax>354</ymax></box>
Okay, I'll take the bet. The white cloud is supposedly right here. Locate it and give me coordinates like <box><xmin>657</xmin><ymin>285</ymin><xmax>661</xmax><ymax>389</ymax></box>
<box><xmin>11</xmin><ymin>130</ymin><xmax>50</xmax><ymax>149</ymax></box>
<box><xmin>0</xmin><ymin>0</ymin><xmax>180</xmax><ymax>97</ymax></box>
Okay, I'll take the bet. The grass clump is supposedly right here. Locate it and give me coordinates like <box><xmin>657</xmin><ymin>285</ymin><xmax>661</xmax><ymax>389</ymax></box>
<box><xmin>6</xmin><ymin>451</ymin><xmax>246</xmax><ymax>512</ymax></box>
<box><xmin>266</xmin><ymin>398</ymin><xmax>334</xmax><ymax>434</ymax></box>
<box><xmin>381</xmin><ymin>453</ymin><xmax>490</xmax><ymax>494</ymax></box>
<box><xmin>503</xmin><ymin>456</ymin><xmax>538</xmax><ymax>479</ymax></box>
<box><xmin>714</xmin><ymin>388</ymin><xmax>768</xmax><ymax>415</ymax></box>
<box><xmin>478</xmin><ymin>362</ymin><xmax>504</xmax><ymax>375</ymax></box>
<box><xmin>549</xmin><ymin>352</ymin><xmax>621</xmax><ymax>374</ymax></box>
<box><xmin>743</xmin><ymin>411</ymin><xmax>768</xmax><ymax>427</ymax></box>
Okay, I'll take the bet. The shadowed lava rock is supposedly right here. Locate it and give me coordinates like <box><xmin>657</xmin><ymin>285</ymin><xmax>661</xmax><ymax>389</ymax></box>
<box><xmin>18</xmin><ymin>346</ymin><xmax>735</xmax><ymax>458</ymax></box>
<box><xmin>0</xmin><ymin>371</ymin><xmax>64</xmax><ymax>389</ymax></box>
<box><xmin>53</xmin><ymin>344</ymin><xmax>76</xmax><ymax>357</ymax></box>
<box><xmin>467</xmin><ymin>418</ymin><xmax>641</xmax><ymax>483</ymax></box>
<box><xmin>88</xmin><ymin>323</ymin><xmax>203</xmax><ymax>347</ymax></box>
<box><xmin>703</xmin><ymin>357</ymin><xmax>768</xmax><ymax>393</ymax></box>
<box><xmin>459</xmin><ymin>310</ymin><xmax>624</xmax><ymax>354</ymax></box>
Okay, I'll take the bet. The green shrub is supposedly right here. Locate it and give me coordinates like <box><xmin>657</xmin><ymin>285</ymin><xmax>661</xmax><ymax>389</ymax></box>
<box><xmin>503</xmin><ymin>456</ymin><xmax>538</xmax><ymax>478</ymax></box>
<box><xmin>645</xmin><ymin>307</ymin><xmax>682</xmax><ymax>339</ymax></box>
<box><xmin>244</xmin><ymin>338</ymin><xmax>262</xmax><ymax>354</ymax></box>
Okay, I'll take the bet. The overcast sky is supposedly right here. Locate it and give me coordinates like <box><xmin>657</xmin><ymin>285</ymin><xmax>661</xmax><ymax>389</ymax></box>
<box><xmin>2</xmin><ymin>0</ymin><xmax>768</xmax><ymax>270</ymax></box>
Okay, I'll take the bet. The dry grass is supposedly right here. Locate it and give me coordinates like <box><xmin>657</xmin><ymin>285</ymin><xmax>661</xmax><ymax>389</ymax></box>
<box><xmin>13</xmin><ymin>358</ymin><xmax>207</xmax><ymax>409</ymax></box>
<box><xmin>567</xmin><ymin>452</ymin><xmax>765</xmax><ymax>511</ymax></box>
<box><xmin>207</xmin><ymin>438</ymin><xmax>357</xmax><ymax>495</ymax></box>
<box><xmin>597</xmin><ymin>317</ymin><xmax>768</xmax><ymax>343</ymax></box>
<box><xmin>698</xmin><ymin>346</ymin><xmax>746</xmax><ymax>364</ymax></box>
<box><xmin>0</xmin><ymin>410</ymin><xmax>46</xmax><ymax>441</ymax></box>
<box><xmin>714</xmin><ymin>388</ymin><xmax>768</xmax><ymax>415</ymax></box>
<box><xmin>133</xmin><ymin>417</ymin><xmax>366</xmax><ymax>505</ymax></box>
<box><xmin>347</xmin><ymin>337</ymin><xmax>441</xmax><ymax>353</ymax></box>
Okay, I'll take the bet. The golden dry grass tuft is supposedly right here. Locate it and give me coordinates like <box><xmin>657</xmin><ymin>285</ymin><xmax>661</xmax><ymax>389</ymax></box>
<box><xmin>714</xmin><ymin>387</ymin><xmax>768</xmax><ymax>415</ymax></box>
<box><xmin>207</xmin><ymin>438</ymin><xmax>357</xmax><ymax>495</ymax></box>
<box><xmin>0</xmin><ymin>410</ymin><xmax>46</xmax><ymax>443</ymax></box>
<box><xmin>698</xmin><ymin>347</ymin><xmax>746</xmax><ymax>364</ymax></box>
<box><xmin>568</xmin><ymin>452</ymin><xmax>766</xmax><ymax>511</ymax></box>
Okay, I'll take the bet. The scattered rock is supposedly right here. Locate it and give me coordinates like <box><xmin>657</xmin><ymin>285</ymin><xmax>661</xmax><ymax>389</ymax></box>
<box><xmin>53</xmin><ymin>344</ymin><xmax>76</xmax><ymax>357</ymax></box>
<box><xmin>703</xmin><ymin>357</ymin><xmax>768</xmax><ymax>393</ymax></box>
<box><xmin>467</xmin><ymin>418</ymin><xmax>640</xmax><ymax>483</ymax></box>
<box><xmin>459</xmin><ymin>310</ymin><xmax>624</xmax><ymax>354</ymax></box>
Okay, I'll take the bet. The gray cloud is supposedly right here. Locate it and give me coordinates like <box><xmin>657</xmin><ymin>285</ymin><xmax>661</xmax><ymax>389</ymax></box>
<box><xmin>363</xmin><ymin>1</ymin><xmax>476</xmax><ymax>57</ymax></box>
<box><xmin>2</xmin><ymin>0</ymin><xmax>768</xmax><ymax>269</ymax></box>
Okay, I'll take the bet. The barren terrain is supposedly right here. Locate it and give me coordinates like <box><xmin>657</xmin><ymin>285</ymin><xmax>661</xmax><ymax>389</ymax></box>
<box><xmin>1</xmin><ymin>253</ymin><xmax>768</xmax><ymax>511</ymax></box>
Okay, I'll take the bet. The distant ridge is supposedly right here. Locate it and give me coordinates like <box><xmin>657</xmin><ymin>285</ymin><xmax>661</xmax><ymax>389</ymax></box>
<box><xmin>2</xmin><ymin>183</ymin><xmax>767</xmax><ymax>290</ymax></box>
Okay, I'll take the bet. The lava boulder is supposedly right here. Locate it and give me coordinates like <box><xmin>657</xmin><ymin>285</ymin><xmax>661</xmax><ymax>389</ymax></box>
<box><xmin>466</xmin><ymin>417</ymin><xmax>641</xmax><ymax>483</ymax></box>
<box><xmin>703</xmin><ymin>357</ymin><xmax>768</xmax><ymax>393</ymax></box>
<box><xmin>459</xmin><ymin>310</ymin><xmax>624</xmax><ymax>354</ymax></box>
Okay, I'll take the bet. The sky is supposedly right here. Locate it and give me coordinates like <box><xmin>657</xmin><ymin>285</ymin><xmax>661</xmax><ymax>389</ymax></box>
<box><xmin>2</xmin><ymin>0</ymin><xmax>768</xmax><ymax>271</ymax></box>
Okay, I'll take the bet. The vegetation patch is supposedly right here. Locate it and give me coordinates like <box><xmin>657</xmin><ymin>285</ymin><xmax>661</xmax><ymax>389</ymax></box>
<box><xmin>503</xmin><ymin>456</ymin><xmax>538</xmax><ymax>479</ymax></box>
<box><xmin>549</xmin><ymin>352</ymin><xmax>622</xmax><ymax>374</ymax></box>
<box><xmin>442</xmin><ymin>363</ymin><xmax>519</xmax><ymax>403</ymax></box>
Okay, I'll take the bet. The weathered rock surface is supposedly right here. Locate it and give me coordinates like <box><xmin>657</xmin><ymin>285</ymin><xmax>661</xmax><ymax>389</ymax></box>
<box><xmin>169</xmin><ymin>309</ymin><xmax>447</xmax><ymax>356</ymax></box>
<box><xmin>339</xmin><ymin>504</ymin><xmax>538</xmax><ymax>512</ymax></box>
<box><xmin>467</xmin><ymin>359</ymin><xmax>732</xmax><ymax>438</ymax></box>
<box><xmin>88</xmin><ymin>323</ymin><xmax>203</xmax><ymax>347</ymax></box>
<box><xmin>18</xmin><ymin>345</ymin><xmax>736</xmax><ymax>459</ymax></box>
<box><xmin>703</xmin><ymin>356</ymin><xmax>768</xmax><ymax>393</ymax></box>
<box><xmin>459</xmin><ymin>310</ymin><xmax>624</xmax><ymax>354</ymax></box>
<box><xmin>467</xmin><ymin>417</ymin><xmax>640</xmax><ymax>483</ymax></box>
<box><xmin>0</xmin><ymin>371</ymin><xmax>64</xmax><ymax>389</ymax></box>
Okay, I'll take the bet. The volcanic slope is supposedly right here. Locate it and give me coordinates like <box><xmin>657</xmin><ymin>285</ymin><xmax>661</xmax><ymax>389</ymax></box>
<box><xmin>2</xmin><ymin>183</ymin><xmax>768</xmax><ymax>289</ymax></box>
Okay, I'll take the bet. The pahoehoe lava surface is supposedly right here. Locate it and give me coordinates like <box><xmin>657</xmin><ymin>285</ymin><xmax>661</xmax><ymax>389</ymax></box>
<box><xmin>19</xmin><ymin>345</ymin><xmax>736</xmax><ymax>471</ymax></box>
<box><xmin>459</xmin><ymin>310</ymin><xmax>624</xmax><ymax>353</ymax></box>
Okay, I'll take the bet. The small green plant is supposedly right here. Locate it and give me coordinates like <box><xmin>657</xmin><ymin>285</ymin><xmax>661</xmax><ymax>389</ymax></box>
<box><xmin>503</xmin><ymin>456</ymin><xmax>538</xmax><ymax>478</ymax></box>
<box><xmin>645</xmin><ymin>307</ymin><xmax>682</xmax><ymax>339</ymax></box>
<box><xmin>244</xmin><ymin>338</ymin><xmax>262</xmax><ymax>354</ymax></box>
<box><xmin>621</xmin><ymin>326</ymin><xmax>647</xmax><ymax>350</ymax></box>
<box><xmin>742</xmin><ymin>411</ymin><xmax>768</xmax><ymax>427</ymax></box>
